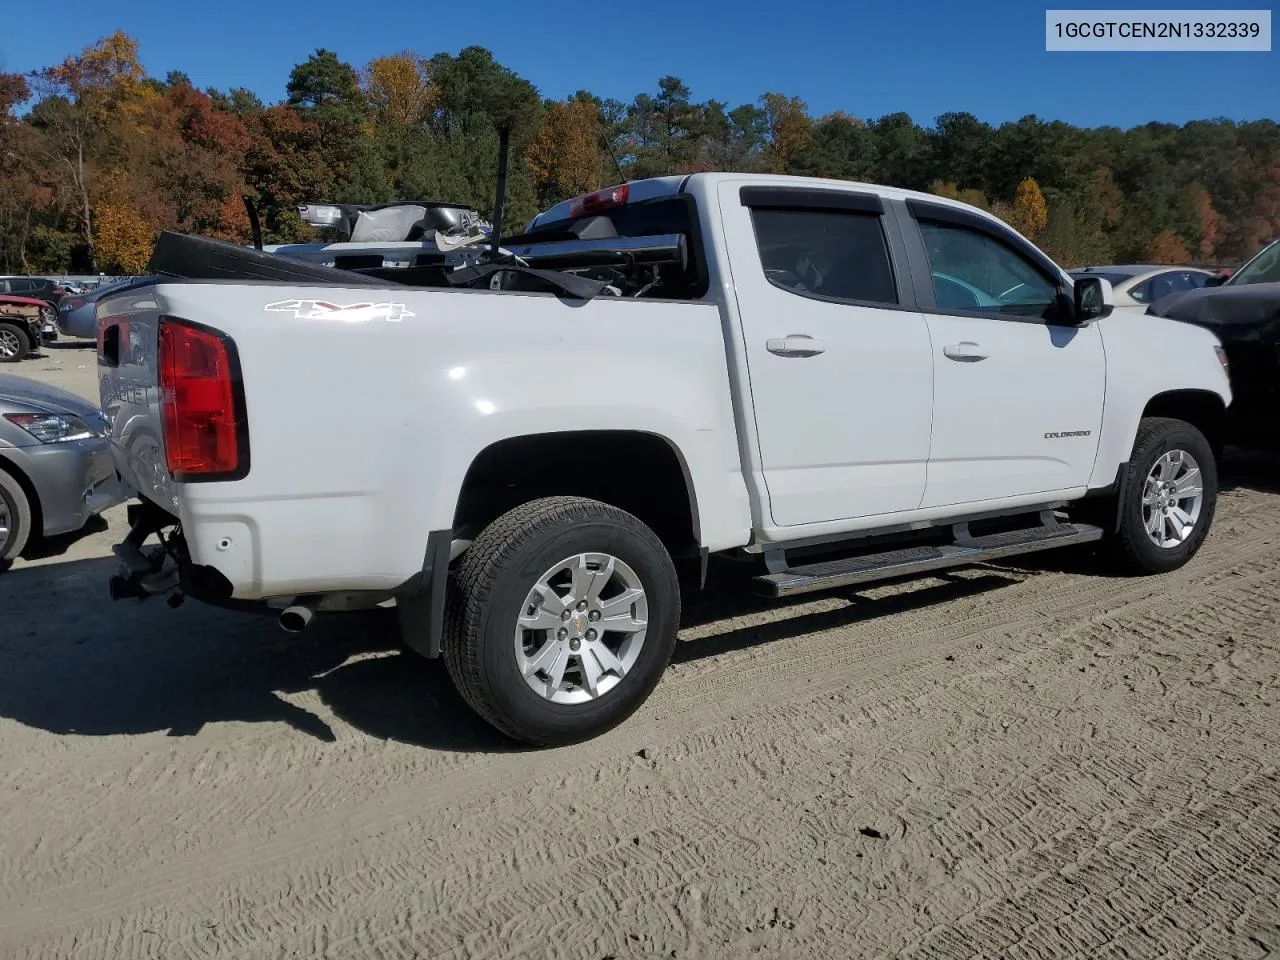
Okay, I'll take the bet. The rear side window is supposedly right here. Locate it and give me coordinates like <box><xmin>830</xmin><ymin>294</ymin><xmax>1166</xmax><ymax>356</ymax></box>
<box><xmin>749</xmin><ymin>208</ymin><xmax>898</xmax><ymax>306</ymax></box>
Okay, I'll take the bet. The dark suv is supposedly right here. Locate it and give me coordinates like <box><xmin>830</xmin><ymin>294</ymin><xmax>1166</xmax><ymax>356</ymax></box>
<box><xmin>1147</xmin><ymin>237</ymin><xmax>1280</xmax><ymax>451</ymax></box>
<box><xmin>0</xmin><ymin>277</ymin><xmax>60</xmax><ymax>306</ymax></box>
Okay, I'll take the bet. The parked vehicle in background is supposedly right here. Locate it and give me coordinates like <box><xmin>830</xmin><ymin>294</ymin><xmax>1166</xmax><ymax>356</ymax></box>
<box><xmin>0</xmin><ymin>277</ymin><xmax>62</xmax><ymax>334</ymax></box>
<box><xmin>0</xmin><ymin>374</ymin><xmax>125</xmax><ymax>570</ymax></box>
<box><xmin>1146</xmin><ymin>237</ymin><xmax>1280</xmax><ymax>451</ymax></box>
<box><xmin>99</xmin><ymin>172</ymin><xmax>1231</xmax><ymax>746</ymax></box>
<box><xmin>0</xmin><ymin>296</ymin><xmax>52</xmax><ymax>362</ymax></box>
<box><xmin>57</xmin><ymin>276</ymin><xmax>150</xmax><ymax>340</ymax></box>
<box><xmin>1068</xmin><ymin>264</ymin><xmax>1217</xmax><ymax>314</ymax></box>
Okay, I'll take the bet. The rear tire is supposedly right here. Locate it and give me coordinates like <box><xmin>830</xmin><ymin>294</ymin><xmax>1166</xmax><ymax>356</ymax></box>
<box><xmin>1104</xmin><ymin>417</ymin><xmax>1217</xmax><ymax>574</ymax></box>
<box><xmin>443</xmin><ymin>496</ymin><xmax>681</xmax><ymax>747</ymax></box>
<box><xmin>0</xmin><ymin>322</ymin><xmax>30</xmax><ymax>363</ymax></box>
<box><xmin>0</xmin><ymin>469</ymin><xmax>33</xmax><ymax>570</ymax></box>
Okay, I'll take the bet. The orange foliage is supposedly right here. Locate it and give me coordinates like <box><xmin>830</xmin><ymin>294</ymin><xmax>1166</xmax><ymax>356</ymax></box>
<box><xmin>94</xmin><ymin>178</ymin><xmax>155</xmax><ymax>273</ymax></box>
<box><xmin>761</xmin><ymin>93</ymin><xmax>812</xmax><ymax>175</ymax></box>
<box><xmin>1145</xmin><ymin>229</ymin><xmax>1190</xmax><ymax>263</ymax></box>
<box><xmin>363</xmin><ymin>53</ymin><xmax>433</xmax><ymax>126</ymax></box>
<box><xmin>1008</xmin><ymin>177</ymin><xmax>1048</xmax><ymax>241</ymax></box>
<box><xmin>930</xmin><ymin>180</ymin><xmax>989</xmax><ymax>210</ymax></box>
<box><xmin>1189</xmin><ymin>184</ymin><xmax>1221</xmax><ymax>260</ymax></box>
<box><xmin>526</xmin><ymin>98</ymin><xmax>602</xmax><ymax>197</ymax></box>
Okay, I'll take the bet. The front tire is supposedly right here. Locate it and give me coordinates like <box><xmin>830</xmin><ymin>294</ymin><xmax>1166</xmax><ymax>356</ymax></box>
<box><xmin>0</xmin><ymin>469</ymin><xmax>34</xmax><ymax>571</ymax></box>
<box><xmin>0</xmin><ymin>322</ymin><xmax>30</xmax><ymax>363</ymax></box>
<box><xmin>1105</xmin><ymin>417</ymin><xmax>1217</xmax><ymax>574</ymax></box>
<box><xmin>443</xmin><ymin>496</ymin><xmax>681</xmax><ymax>746</ymax></box>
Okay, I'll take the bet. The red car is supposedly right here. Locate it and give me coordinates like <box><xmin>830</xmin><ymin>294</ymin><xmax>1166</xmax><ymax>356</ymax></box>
<box><xmin>0</xmin><ymin>295</ymin><xmax>54</xmax><ymax>362</ymax></box>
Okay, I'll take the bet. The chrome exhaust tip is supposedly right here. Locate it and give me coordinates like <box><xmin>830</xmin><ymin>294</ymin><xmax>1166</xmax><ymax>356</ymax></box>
<box><xmin>279</xmin><ymin>605</ymin><xmax>314</xmax><ymax>633</ymax></box>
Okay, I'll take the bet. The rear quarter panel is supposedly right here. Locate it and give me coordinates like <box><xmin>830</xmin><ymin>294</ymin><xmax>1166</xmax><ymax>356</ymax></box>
<box><xmin>101</xmin><ymin>281</ymin><xmax>752</xmax><ymax>599</ymax></box>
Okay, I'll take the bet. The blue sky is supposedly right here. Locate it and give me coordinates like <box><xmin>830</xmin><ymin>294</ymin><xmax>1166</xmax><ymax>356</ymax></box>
<box><xmin>2</xmin><ymin>0</ymin><xmax>1275</xmax><ymax>129</ymax></box>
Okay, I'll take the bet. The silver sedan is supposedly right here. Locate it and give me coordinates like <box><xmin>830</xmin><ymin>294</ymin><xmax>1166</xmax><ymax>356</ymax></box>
<box><xmin>0</xmin><ymin>374</ymin><xmax>128</xmax><ymax>570</ymax></box>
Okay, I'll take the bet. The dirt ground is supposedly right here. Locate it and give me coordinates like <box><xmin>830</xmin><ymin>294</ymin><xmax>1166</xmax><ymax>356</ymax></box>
<box><xmin>1</xmin><ymin>339</ymin><xmax>1278</xmax><ymax>960</ymax></box>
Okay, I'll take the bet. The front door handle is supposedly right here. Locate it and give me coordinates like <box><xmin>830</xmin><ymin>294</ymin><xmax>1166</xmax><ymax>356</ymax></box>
<box><xmin>942</xmin><ymin>341</ymin><xmax>988</xmax><ymax>362</ymax></box>
<box><xmin>766</xmin><ymin>335</ymin><xmax>827</xmax><ymax>357</ymax></box>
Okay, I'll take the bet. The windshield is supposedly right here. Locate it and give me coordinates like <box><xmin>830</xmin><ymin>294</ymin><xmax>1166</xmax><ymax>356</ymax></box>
<box><xmin>1226</xmin><ymin>239</ymin><xmax>1280</xmax><ymax>286</ymax></box>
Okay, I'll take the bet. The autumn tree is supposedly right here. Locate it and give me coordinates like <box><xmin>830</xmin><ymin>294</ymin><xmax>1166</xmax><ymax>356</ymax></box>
<box><xmin>242</xmin><ymin>105</ymin><xmax>335</xmax><ymax>241</ymax></box>
<box><xmin>362</xmin><ymin>52</ymin><xmax>433</xmax><ymax>127</ymax></box>
<box><xmin>1007</xmin><ymin>177</ymin><xmax>1049</xmax><ymax>241</ymax></box>
<box><xmin>135</xmin><ymin>82</ymin><xmax>252</xmax><ymax>240</ymax></box>
<box><xmin>94</xmin><ymin>177</ymin><xmax>155</xmax><ymax>273</ymax></box>
<box><xmin>527</xmin><ymin>96</ymin><xmax>602</xmax><ymax>206</ymax></box>
<box><xmin>928</xmin><ymin>179</ymin><xmax>989</xmax><ymax>210</ymax></box>
<box><xmin>6</xmin><ymin>35</ymin><xmax>1280</xmax><ymax>277</ymax></box>
<box><xmin>760</xmin><ymin>92</ymin><xmax>812</xmax><ymax>174</ymax></box>
<box><xmin>1187</xmin><ymin>184</ymin><xmax>1221</xmax><ymax>260</ymax></box>
<box><xmin>28</xmin><ymin>30</ymin><xmax>152</xmax><ymax>269</ymax></box>
<box><xmin>0</xmin><ymin>73</ymin><xmax>53</xmax><ymax>272</ymax></box>
<box><xmin>1146</xmin><ymin>228</ymin><xmax>1191</xmax><ymax>263</ymax></box>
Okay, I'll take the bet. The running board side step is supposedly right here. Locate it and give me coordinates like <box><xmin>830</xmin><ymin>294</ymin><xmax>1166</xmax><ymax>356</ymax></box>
<box><xmin>754</xmin><ymin>519</ymin><xmax>1105</xmax><ymax>598</ymax></box>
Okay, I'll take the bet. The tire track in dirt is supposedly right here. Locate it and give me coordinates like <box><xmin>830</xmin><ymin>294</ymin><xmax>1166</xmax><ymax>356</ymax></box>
<box><xmin>4</xmin><ymin>519</ymin><xmax>1280</xmax><ymax>959</ymax></box>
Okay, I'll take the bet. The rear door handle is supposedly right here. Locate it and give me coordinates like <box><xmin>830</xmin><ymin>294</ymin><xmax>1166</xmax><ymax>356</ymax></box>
<box><xmin>766</xmin><ymin>335</ymin><xmax>827</xmax><ymax>357</ymax></box>
<box><xmin>942</xmin><ymin>341</ymin><xmax>988</xmax><ymax>362</ymax></box>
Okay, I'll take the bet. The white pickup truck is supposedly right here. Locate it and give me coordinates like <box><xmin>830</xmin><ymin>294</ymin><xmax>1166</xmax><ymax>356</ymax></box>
<box><xmin>98</xmin><ymin>172</ymin><xmax>1232</xmax><ymax>745</ymax></box>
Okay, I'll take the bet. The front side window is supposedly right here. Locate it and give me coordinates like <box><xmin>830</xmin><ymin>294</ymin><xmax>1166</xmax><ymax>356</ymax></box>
<box><xmin>750</xmin><ymin>208</ymin><xmax>898</xmax><ymax>306</ymax></box>
<box><xmin>918</xmin><ymin>220</ymin><xmax>1059</xmax><ymax>320</ymax></box>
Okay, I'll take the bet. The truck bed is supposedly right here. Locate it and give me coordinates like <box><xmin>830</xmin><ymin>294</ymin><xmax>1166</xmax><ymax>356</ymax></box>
<box><xmin>96</xmin><ymin>278</ymin><xmax>748</xmax><ymax>601</ymax></box>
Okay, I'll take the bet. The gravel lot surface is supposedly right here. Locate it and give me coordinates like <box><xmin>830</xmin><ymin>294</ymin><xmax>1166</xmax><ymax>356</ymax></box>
<box><xmin>2</xmin><ymin>339</ymin><xmax>1278</xmax><ymax>959</ymax></box>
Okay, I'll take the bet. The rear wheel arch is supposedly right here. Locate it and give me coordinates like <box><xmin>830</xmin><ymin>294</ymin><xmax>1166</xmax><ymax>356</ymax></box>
<box><xmin>451</xmin><ymin>430</ymin><xmax>701</xmax><ymax>555</ymax></box>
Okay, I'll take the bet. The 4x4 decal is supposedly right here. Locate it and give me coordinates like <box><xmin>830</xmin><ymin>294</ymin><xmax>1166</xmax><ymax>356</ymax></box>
<box><xmin>264</xmin><ymin>300</ymin><xmax>415</xmax><ymax>323</ymax></box>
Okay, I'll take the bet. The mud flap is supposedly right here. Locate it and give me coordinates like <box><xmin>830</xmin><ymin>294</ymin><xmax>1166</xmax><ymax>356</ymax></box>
<box><xmin>396</xmin><ymin>530</ymin><xmax>453</xmax><ymax>659</ymax></box>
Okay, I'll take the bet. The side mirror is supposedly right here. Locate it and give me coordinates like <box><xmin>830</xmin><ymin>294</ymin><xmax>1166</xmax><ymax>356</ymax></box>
<box><xmin>1073</xmin><ymin>276</ymin><xmax>1113</xmax><ymax>323</ymax></box>
<box><xmin>1204</xmin><ymin>275</ymin><xmax>1227</xmax><ymax>287</ymax></box>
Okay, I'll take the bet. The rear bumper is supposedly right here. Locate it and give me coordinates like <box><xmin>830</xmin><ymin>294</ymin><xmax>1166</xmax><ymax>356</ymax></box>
<box><xmin>108</xmin><ymin>498</ymin><xmax>452</xmax><ymax>655</ymax></box>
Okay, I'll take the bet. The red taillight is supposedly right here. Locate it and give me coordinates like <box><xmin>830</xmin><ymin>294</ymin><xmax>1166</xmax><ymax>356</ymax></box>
<box><xmin>568</xmin><ymin>184</ymin><xmax>628</xmax><ymax>219</ymax></box>
<box><xmin>158</xmin><ymin>317</ymin><xmax>248</xmax><ymax>481</ymax></box>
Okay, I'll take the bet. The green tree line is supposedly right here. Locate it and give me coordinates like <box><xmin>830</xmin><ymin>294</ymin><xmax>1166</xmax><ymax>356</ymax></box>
<box><xmin>2</xmin><ymin>31</ymin><xmax>1278</xmax><ymax>274</ymax></box>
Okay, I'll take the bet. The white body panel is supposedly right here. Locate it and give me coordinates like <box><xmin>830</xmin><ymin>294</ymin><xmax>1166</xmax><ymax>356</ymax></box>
<box><xmin>99</xmin><ymin>173</ymin><xmax>1232</xmax><ymax>602</ymax></box>
<box><xmin>100</xmin><ymin>283</ymin><xmax>752</xmax><ymax>599</ymax></box>
<box><xmin>1086</xmin><ymin>310</ymin><xmax>1231</xmax><ymax>488</ymax></box>
<box><xmin>714</xmin><ymin>181</ymin><xmax>934</xmax><ymax>526</ymax></box>
<box><xmin>919</xmin><ymin>313</ymin><xmax>1106</xmax><ymax>508</ymax></box>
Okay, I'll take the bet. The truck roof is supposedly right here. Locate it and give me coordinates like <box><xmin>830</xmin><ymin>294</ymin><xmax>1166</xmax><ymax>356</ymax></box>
<box><xmin>525</xmin><ymin>171</ymin><xmax>1013</xmax><ymax>234</ymax></box>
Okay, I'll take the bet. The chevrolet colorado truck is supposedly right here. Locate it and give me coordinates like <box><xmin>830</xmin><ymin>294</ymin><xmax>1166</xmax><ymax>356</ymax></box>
<box><xmin>98</xmin><ymin>172</ymin><xmax>1232</xmax><ymax>746</ymax></box>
